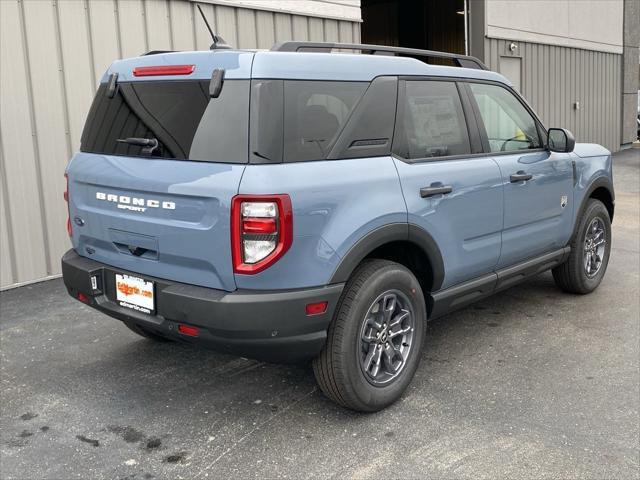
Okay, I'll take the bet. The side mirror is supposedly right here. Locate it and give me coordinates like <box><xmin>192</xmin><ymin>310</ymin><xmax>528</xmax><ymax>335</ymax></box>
<box><xmin>548</xmin><ymin>128</ymin><xmax>575</xmax><ymax>153</ymax></box>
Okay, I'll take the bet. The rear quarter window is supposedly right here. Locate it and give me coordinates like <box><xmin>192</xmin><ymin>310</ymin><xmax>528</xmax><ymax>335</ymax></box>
<box><xmin>250</xmin><ymin>80</ymin><xmax>367</xmax><ymax>163</ymax></box>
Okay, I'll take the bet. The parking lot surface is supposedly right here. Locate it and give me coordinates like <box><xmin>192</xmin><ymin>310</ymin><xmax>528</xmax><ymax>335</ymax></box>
<box><xmin>1</xmin><ymin>149</ymin><xmax>638</xmax><ymax>480</ymax></box>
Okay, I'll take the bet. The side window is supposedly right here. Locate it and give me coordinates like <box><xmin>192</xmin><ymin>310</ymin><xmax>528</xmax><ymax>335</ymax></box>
<box><xmin>393</xmin><ymin>80</ymin><xmax>471</xmax><ymax>160</ymax></box>
<box><xmin>283</xmin><ymin>81</ymin><xmax>366</xmax><ymax>162</ymax></box>
<box><xmin>469</xmin><ymin>83</ymin><xmax>541</xmax><ymax>153</ymax></box>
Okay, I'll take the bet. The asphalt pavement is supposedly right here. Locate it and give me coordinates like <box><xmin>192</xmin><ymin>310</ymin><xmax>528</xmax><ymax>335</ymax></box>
<box><xmin>1</xmin><ymin>149</ymin><xmax>638</xmax><ymax>479</ymax></box>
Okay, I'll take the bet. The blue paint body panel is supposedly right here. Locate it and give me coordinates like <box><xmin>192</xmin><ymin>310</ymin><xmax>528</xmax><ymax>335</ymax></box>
<box><xmin>236</xmin><ymin>157</ymin><xmax>406</xmax><ymax>290</ymax></box>
<box><xmin>494</xmin><ymin>150</ymin><xmax>575</xmax><ymax>268</ymax></box>
<box><xmin>67</xmin><ymin>153</ymin><xmax>244</xmax><ymax>291</ymax></box>
<box><xmin>393</xmin><ymin>157</ymin><xmax>503</xmax><ymax>288</ymax></box>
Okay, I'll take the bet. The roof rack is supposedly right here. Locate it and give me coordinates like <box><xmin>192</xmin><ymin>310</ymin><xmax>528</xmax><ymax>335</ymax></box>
<box><xmin>271</xmin><ymin>41</ymin><xmax>488</xmax><ymax>70</ymax></box>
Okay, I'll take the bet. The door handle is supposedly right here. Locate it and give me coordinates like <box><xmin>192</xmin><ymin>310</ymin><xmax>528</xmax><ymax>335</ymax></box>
<box><xmin>510</xmin><ymin>171</ymin><xmax>533</xmax><ymax>183</ymax></box>
<box><xmin>420</xmin><ymin>185</ymin><xmax>453</xmax><ymax>198</ymax></box>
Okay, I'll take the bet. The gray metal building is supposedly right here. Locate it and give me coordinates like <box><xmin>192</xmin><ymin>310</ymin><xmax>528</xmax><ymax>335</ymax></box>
<box><xmin>0</xmin><ymin>0</ymin><xmax>638</xmax><ymax>290</ymax></box>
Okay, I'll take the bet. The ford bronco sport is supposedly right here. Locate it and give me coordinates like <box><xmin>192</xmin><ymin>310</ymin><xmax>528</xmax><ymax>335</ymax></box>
<box><xmin>62</xmin><ymin>41</ymin><xmax>614</xmax><ymax>412</ymax></box>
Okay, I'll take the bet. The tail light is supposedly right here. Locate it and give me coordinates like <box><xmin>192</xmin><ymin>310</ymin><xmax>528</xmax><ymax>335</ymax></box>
<box><xmin>133</xmin><ymin>65</ymin><xmax>195</xmax><ymax>77</ymax></box>
<box><xmin>231</xmin><ymin>195</ymin><xmax>293</xmax><ymax>274</ymax></box>
<box><xmin>64</xmin><ymin>173</ymin><xmax>72</xmax><ymax>237</ymax></box>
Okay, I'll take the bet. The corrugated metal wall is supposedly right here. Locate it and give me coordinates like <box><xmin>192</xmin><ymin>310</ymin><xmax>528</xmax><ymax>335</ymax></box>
<box><xmin>484</xmin><ymin>37</ymin><xmax>622</xmax><ymax>153</ymax></box>
<box><xmin>0</xmin><ymin>0</ymin><xmax>361</xmax><ymax>290</ymax></box>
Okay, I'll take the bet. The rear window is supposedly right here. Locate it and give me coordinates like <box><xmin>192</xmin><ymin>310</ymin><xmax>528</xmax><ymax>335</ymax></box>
<box><xmin>80</xmin><ymin>80</ymin><xmax>249</xmax><ymax>163</ymax></box>
<box><xmin>250</xmin><ymin>80</ymin><xmax>367</xmax><ymax>163</ymax></box>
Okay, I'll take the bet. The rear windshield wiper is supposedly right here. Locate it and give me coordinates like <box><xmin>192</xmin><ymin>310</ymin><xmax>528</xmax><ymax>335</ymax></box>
<box><xmin>117</xmin><ymin>137</ymin><xmax>159</xmax><ymax>155</ymax></box>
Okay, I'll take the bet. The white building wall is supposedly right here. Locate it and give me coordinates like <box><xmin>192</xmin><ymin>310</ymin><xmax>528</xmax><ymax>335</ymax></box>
<box><xmin>0</xmin><ymin>0</ymin><xmax>361</xmax><ymax>290</ymax></box>
<box><xmin>486</xmin><ymin>0</ymin><xmax>624</xmax><ymax>54</ymax></box>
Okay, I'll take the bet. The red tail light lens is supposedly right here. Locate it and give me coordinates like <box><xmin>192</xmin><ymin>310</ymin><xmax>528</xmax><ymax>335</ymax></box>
<box><xmin>64</xmin><ymin>173</ymin><xmax>72</xmax><ymax>237</ymax></box>
<box><xmin>133</xmin><ymin>65</ymin><xmax>195</xmax><ymax>77</ymax></box>
<box><xmin>231</xmin><ymin>195</ymin><xmax>293</xmax><ymax>274</ymax></box>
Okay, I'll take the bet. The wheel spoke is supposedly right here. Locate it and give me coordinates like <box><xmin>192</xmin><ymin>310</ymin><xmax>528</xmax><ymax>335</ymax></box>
<box><xmin>369</xmin><ymin>348</ymin><xmax>383</xmax><ymax>377</ymax></box>
<box><xmin>366</xmin><ymin>316</ymin><xmax>383</xmax><ymax>331</ymax></box>
<box><xmin>361</xmin><ymin>329</ymin><xmax>378</xmax><ymax>344</ymax></box>
<box><xmin>383</xmin><ymin>345</ymin><xmax>402</xmax><ymax>373</ymax></box>
<box><xmin>389</xmin><ymin>309</ymin><xmax>409</xmax><ymax>329</ymax></box>
<box><xmin>382</xmin><ymin>294</ymin><xmax>396</xmax><ymax>323</ymax></box>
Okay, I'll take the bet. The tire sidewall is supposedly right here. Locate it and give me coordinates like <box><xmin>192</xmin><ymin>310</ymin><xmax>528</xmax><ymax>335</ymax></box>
<box><xmin>574</xmin><ymin>200</ymin><xmax>612</xmax><ymax>291</ymax></box>
<box><xmin>339</xmin><ymin>263</ymin><xmax>426</xmax><ymax>411</ymax></box>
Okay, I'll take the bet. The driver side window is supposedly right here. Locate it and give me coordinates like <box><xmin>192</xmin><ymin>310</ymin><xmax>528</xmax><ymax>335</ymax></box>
<box><xmin>469</xmin><ymin>83</ymin><xmax>541</xmax><ymax>153</ymax></box>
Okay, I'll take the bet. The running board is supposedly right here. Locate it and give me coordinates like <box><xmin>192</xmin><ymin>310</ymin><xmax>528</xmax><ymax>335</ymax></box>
<box><xmin>430</xmin><ymin>247</ymin><xmax>571</xmax><ymax>320</ymax></box>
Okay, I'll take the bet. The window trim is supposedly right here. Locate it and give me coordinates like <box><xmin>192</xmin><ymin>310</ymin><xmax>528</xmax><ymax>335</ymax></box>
<box><xmin>392</xmin><ymin>77</ymin><xmax>478</xmax><ymax>164</ymax></box>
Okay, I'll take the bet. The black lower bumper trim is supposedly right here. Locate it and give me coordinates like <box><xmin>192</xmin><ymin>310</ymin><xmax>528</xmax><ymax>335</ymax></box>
<box><xmin>61</xmin><ymin>249</ymin><xmax>343</xmax><ymax>362</ymax></box>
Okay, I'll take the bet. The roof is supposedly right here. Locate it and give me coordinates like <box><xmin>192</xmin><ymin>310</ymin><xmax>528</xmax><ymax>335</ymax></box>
<box><xmin>103</xmin><ymin>49</ymin><xmax>512</xmax><ymax>86</ymax></box>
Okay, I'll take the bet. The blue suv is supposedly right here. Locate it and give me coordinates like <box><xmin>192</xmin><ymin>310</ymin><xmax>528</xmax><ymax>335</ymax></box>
<box><xmin>62</xmin><ymin>42</ymin><xmax>614</xmax><ymax>411</ymax></box>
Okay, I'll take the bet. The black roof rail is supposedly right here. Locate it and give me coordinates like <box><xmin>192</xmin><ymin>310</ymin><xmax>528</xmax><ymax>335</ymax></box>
<box><xmin>271</xmin><ymin>41</ymin><xmax>488</xmax><ymax>70</ymax></box>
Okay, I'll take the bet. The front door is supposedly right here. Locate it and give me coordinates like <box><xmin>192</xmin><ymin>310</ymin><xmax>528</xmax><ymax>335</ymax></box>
<box><xmin>467</xmin><ymin>82</ymin><xmax>574</xmax><ymax>268</ymax></box>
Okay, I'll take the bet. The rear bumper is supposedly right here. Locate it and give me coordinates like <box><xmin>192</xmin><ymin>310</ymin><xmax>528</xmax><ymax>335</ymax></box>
<box><xmin>61</xmin><ymin>249</ymin><xmax>343</xmax><ymax>362</ymax></box>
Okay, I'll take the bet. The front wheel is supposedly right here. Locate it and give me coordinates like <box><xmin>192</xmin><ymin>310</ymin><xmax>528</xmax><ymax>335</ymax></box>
<box><xmin>313</xmin><ymin>259</ymin><xmax>427</xmax><ymax>412</ymax></box>
<box><xmin>553</xmin><ymin>199</ymin><xmax>612</xmax><ymax>294</ymax></box>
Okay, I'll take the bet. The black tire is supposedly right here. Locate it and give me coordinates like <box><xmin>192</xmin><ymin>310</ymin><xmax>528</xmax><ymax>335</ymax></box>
<box><xmin>123</xmin><ymin>321</ymin><xmax>171</xmax><ymax>342</ymax></box>
<box><xmin>553</xmin><ymin>199</ymin><xmax>611</xmax><ymax>294</ymax></box>
<box><xmin>312</xmin><ymin>259</ymin><xmax>427</xmax><ymax>412</ymax></box>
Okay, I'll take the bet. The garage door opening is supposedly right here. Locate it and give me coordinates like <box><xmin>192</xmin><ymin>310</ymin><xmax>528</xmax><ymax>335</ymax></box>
<box><xmin>361</xmin><ymin>0</ymin><xmax>468</xmax><ymax>60</ymax></box>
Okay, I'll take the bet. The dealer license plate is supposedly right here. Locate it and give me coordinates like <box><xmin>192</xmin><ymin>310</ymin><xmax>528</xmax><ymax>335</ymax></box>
<box><xmin>115</xmin><ymin>273</ymin><xmax>155</xmax><ymax>315</ymax></box>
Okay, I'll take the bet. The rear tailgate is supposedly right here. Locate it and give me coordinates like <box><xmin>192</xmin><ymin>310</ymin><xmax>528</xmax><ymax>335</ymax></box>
<box><xmin>67</xmin><ymin>153</ymin><xmax>244</xmax><ymax>291</ymax></box>
<box><xmin>66</xmin><ymin>51</ymin><xmax>253</xmax><ymax>291</ymax></box>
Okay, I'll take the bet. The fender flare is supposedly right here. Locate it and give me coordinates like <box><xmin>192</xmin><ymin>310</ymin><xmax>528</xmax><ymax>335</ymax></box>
<box><xmin>574</xmin><ymin>176</ymin><xmax>615</xmax><ymax>235</ymax></box>
<box><xmin>329</xmin><ymin>223</ymin><xmax>445</xmax><ymax>292</ymax></box>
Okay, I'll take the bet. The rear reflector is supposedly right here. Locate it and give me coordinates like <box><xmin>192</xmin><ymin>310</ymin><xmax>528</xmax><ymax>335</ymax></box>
<box><xmin>305</xmin><ymin>301</ymin><xmax>328</xmax><ymax>316</ymax></box>
<box><xmin>133</xmin><ymin>65</ymin><xmax>195</xmax><ymax>77</ymax></box>
<box><xmin>178</xmin><ymin>324</ymin><xmax>199</xmax><ymax>337</ymax></box>
<box><xmin>77</xmin><ymin>292</ymin><xmax>90</xmax><ymax>304</ymax></box>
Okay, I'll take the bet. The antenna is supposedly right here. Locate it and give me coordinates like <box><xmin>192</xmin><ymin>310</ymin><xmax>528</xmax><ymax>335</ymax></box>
<box><xmin>196</xmin><ymin>4</ymin><xmax>231</xmax><ymax>50</ymax></box>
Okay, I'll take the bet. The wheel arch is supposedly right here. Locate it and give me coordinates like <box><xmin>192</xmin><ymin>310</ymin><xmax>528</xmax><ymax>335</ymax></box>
<box><xmin>329</xmin><ymin>223</ymin><xmax>445</xmax><ymax>295</ymax></box>
<box><xmin>577</xmin><ymin>176</ymin><xmax>615</xmax><ymax>229</ymax></box>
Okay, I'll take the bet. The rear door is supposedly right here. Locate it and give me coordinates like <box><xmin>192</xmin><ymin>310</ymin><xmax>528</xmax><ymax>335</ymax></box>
<box><xmin>67</xmin><ymin>65</ymin><xmax>251</xmax><ymax>291</ymax></box>
<box><xmin>466</xmin><ymin>82</ymin><xmax>574</xmax><ymax>268</ymax></box>
<box><xmin>392</xmin><ymin>79</ymin><xmax>503</xmax><ymax>289</ymax></box>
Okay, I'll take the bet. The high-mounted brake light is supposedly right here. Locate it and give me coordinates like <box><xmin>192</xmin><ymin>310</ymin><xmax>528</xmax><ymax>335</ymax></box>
<box><xmin>231</xmin><ymin>195</ymin><xmax>293</xmax><ymax>274</ymax></box>
<box><xmin>132</xmin><ymin>65</ymin><xmax>195</xmax><ymax>77</ymax></box>
<box><xmin>64</xmin><ymin>173</ymin><xmax>72</xmax><ymax>237</ymax></box>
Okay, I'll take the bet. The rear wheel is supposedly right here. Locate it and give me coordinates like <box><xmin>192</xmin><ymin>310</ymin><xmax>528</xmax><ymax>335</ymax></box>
<box><xmin>553</xmin><ymin>199</ymin><xmax>611</xmax><ymax>294</ymax></box>
<box><xmin>123</xmin><ymin>321</ymin><xmax>171</xmax><ymax>342</ymax></box>
<box><xmin>313</xmin><ymin>259</ymin><xmax>426</xmax><ymax>412</ymax></box>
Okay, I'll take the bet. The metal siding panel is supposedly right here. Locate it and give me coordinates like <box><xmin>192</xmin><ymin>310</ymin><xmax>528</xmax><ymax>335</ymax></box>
<box><xmin>117</xmin><ymin>0</ymin><xmax>148</xmax><ymax>57</ymax></box>
<box><xmin>274</xmin><ymin>13</ymin><xmax>293</xmax><ymax>42</ymax></box>
<box><xmin>22</xmin><ymin>0</ymin><xmax>69</xmax><ymax>276</ymax></box>
<box><xmin>308</xmin><ymin>17</ymin><xmax>323</xmax><ymax>41</ymax></box>
<box><xmin>353</xmin><ymin>21</ymin><xmax>360</xmax><ymax>43</ymax></box>
<box><xmin>215</xmin><ymin>4</ymin><xmax>238</xmax><ymax>47</ymax></box>
<box><xmin>324</xmin><ymin>18</ymin><xmax>339</xmax><ymax>42</ymax></box>
<box><xmin>58</xmin><ymin>0</ymin><xmax>97</xmax><ymax>151</ymax></box>
<box><xmin>0</xmin><ymin>142</ymin><xmax>16</xmax><ymax>287</ymax></box>
<box><xmin>145</xmin><ymin>0</ymin><xmax>173</xmax><ymax>51</ymax></box>
<box><xmin>0</xmin><ymin>0</ymin><xmax>48</xmax><ymax>284</ymax></box>
<box><xmin>236</xmin><ymin>8</ymin><xmax>257</xmax><ymax>48</ymax></box>
<box><xmin>485</xmin><ymin>37</ymin><xmax>622</xmax><ymax>151</ymax></box>
<box><xmin>255</xmin><ymin>10</ymin><xmax>275</xmax><ymax>49</ymax></box>
<box><xmin>338</xmin><ymin>20</ymin><xmax>352</xmax><ymax>43</ymax></box>
<box><xmin>87</xmin><ymin>0</ymin><xmax>119</xmax><ymax>81</ymax></box>
<box><xmin>292</xmin><ymin>15</ymin><xmax>309</xmax><ymax>41</ymax></box>
<box><xmin>169</xmin><ymin>0</ymin><xmax>196</xmax><ymax>51</ymax></box>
